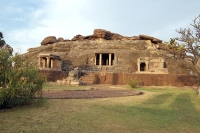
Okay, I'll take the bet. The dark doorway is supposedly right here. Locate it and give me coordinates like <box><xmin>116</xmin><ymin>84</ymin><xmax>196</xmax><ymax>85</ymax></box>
<box><xmin>49</xmin><ymin>60</ymin><xmax>51</xmax><ymax>68</ymax></box>
<box><xmin>102</xmin><ymin>54</ymin><xmax>109</xmax><ymax>65</ymax></box>
<box><xmin>95</xmin><ymin>53</ymin><xmax>114</xmax><ymax>66</ymax></box>
<box><xmin>140</xmin><ymin>62</ymin><xmax>146</xmax><ymax>71</ymax></box>
<box><xmin>164</xmin><ymin>62</ymin><xmax>167</xmax><ymax>68</ymax></box>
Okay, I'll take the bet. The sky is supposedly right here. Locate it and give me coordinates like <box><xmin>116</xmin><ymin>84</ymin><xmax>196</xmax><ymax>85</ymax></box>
<box><xmin>0</xmin><ymin>0</ymin><xmax>200</xmax><ymax>53</ymax></box>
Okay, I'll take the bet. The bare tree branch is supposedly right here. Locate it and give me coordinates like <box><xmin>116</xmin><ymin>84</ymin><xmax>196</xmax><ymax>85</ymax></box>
<box><xmin>175</xmin><ymin>15</ymin><xmax>200</xmax><ymax>88</ymax></box>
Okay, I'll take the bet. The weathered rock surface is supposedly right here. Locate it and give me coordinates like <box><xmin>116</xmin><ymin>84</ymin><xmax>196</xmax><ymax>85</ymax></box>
<box><xmin>139</xmin><ymin>35</ymin><xmax>163</xmax><ymax>44</ymax></box>
<box><xmin>71</xmin><ymin>34</ymin><xmax>84</xmax><ymax>41</ymax></box>
<box><xmin>130</xmin><ymin>36</ymin><xmax>141</xmax><ymax>40</ymax></box>
<box><xmin>139</xmin><ymin>35</ymin><xmax>154</xmax><ymax>41</ymax></box>
<box><xmin>93</xmin><ymin>29</ymin><xmax>113</xmax><ymax>40</ymax></box>
<box><xmin>93</xmin><ymin>29</ymin><xmax>125</xmax><ymax>40</ymax></box>
<box><xmin>41</xmin><ymin>36</ymin><xmax>57</xmax><ymax>45</ymax></box>
<box><xmin>40</xmin><ymin>29</ymin><xmax>163</xmax><ymax>44</ymax></box>
<box><xmin>152</xmin><ymin>38</ymin><xmax>163</xmax><ymax>43</ymax></box>
<box><xmin>58</xmin><ymin>37</ymin><xmax>64</xmax><ymax>42</ymax></box>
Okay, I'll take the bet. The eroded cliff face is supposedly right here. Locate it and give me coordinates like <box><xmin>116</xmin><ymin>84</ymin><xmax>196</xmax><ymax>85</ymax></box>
<box><xmin>23</xmin><ymin>29</ymin><xmax>196</xmax><ymax>75</ymax></box>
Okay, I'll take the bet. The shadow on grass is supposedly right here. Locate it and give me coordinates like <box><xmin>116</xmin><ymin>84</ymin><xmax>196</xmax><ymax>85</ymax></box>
<box><xmin>103</xmin><ymin>93</ymin><xmax>200</xmax><ymax>132</ymax></box>
<box><xmin>142</xmin><ymin>93</ymin><xmax>173</xmax><ymax>105</ymax></box>
<box><xmin>169</xmin><ymin>93</ymin><xmax>200</xmax><ymax>125</ymax></box>
<box><xmin>142</xmin><ymin>93</ymin><xmax>200</xmax><ymax>125</ymax></box>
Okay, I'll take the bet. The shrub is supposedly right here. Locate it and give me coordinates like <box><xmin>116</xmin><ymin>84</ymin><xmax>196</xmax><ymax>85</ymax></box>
<box><xmin>128</xmin><ymin>78</ymin><xmax>138</xmax><ymax>88</ymax></box>
<box><xmin>0</xmin><ymin>50</ymin><xmax>46</xmax><ymax>108</ymax></box>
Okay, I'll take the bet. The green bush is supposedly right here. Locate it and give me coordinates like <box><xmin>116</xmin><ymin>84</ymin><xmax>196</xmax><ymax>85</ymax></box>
<box><xmin>0</xmin><ymin>50</ymin><xmax>46</xmax><ymax>108</ymax></box>
<box><xmin>128</xmin><ymin>78</ymin><xmax>138</xmax><ymax>88</ymax></box>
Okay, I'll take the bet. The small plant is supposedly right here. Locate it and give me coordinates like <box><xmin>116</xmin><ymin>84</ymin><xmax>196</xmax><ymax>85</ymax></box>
<box><xmin>128</xmin><ymin>78</ymin><xmax>138</xmax><ymax>88</ymax></box>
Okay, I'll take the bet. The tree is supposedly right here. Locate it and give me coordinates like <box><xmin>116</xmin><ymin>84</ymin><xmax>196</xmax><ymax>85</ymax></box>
<box><xmin>0</xmin><ymin>32</ymin><xmax>6</xmax><ymax>47</ymax></box>
<box><xmin>164</xmin><ymin>38</ymin><xmax>186</xmax><ymax>60</ymax></box>
<box><xmin>0</xmin><ymin>32</ymin><xmax>46</xmax><ymax>108</ymax></box>
<box><xmin>169</xmin><ymin>15</ymin><xmax>200</xmax><ymax>94</ymax></box>
<box><xmin>176</xmin><ymin>15</ymin><xmax>200</xmax><ymax>65</ymax></box>
<box><xmin>0</xmin><ymin>32</ymin><xmax>13</xmax><ymax>54</ymax></box>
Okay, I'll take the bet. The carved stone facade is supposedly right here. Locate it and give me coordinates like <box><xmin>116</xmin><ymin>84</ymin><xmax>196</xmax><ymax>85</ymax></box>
<box><xmin>38</xmin><ymin>53</ymin><xmax>62</xmax><ymax>71</ymax></box>
<box><xmin>24</xmin><ymin>29</ymin><xmax>198</xmax><ymax>86</ymax></box>
<box><xmin>137</xmin><ymin>57</ymin><xmax>168</xmax><ymax>74</ymax></box>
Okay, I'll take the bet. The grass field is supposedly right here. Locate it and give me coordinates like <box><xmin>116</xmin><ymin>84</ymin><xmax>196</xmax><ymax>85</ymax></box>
<box><xmin>0</xmin><ymin>87</ymin><xmax>200</xmax><ymax>133</ymax></box>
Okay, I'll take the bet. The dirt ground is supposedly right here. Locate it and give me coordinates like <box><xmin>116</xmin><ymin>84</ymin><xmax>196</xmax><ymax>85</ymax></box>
<box><xmin>42</xmin><ymin>84</ymin><xmax>143</xmax><ymax>99</ymax></box>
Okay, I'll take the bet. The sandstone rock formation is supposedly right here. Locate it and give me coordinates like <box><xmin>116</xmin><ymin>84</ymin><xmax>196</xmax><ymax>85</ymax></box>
<box><xmin>40</xmin><ymin>29</ymin><xmax>163</xmax><ymax>45</ymax></box>
<box><xmin>70</xmin><ymin>29</ymin><xmax>125</xmax><ymax>41</ymax></box>
<box><xmin>23</xmin><ymin>28</ymin><xmax>198</xmax><ymax>86</ymax></box>
<box><xmin>71</xmin><ymin>34</ymin><xmax>85</xmax><ymax>41</ymax></box>
<box><xmin>41</xmin><ymin>36</ymin><xmax>57</xmax><ymax>45</ymax></box>
<box><xmin>139</xmin><ymin>35</ymin><xmax>162</xmax><ymax>44</ymax></box>
<box><xmin>57</xmin><ymin>37</ymin><xmax>64</xmax><ymax>42</ymax></box>
<box><xmin>93</xmin><ymin>29</ymin><xmax>113</xmax><ymax>40</ymax></box>
<box><xmin>129</xmin><ymin>36</ymin><xmax>141</xmax><ymax>40</ymax></box>
<box><xmin>93</xmin><ymin>29</ymin><xmax>125</xmax><ymax>40</ymax></box>
<box><xmin>152</xmin><ymin>38</ymin><xmax>162</xmax><ymax>43</ymax></box>
<box><xmin>139</xmin><ymin>34</ymin><xmax>154</xmax><ymax>40</ymax></box>
<box><xmin>27</xmin><ymin>29</ymin><xmax>196</xmax><ymax>75</ymax></box>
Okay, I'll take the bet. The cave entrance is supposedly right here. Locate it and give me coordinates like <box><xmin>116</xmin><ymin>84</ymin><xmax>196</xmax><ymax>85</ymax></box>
<box><xmin>140</xmin><ymin>62</ymin><xmax>146</xmax><ymax>71</ymax></box>
<box><xmin>95</xmin><ymin>53</ymin><xmax>114</xmax><ymax>66</ymax></box>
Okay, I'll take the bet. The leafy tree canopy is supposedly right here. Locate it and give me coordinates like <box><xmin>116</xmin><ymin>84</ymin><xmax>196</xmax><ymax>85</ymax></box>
<box><xmin>0</xmin><ymin>32</ymin><xmax>6</xmax><ymax>47</ymax></box>
<box><xmin>164</xmin><ymin>38</ymin><xmax>185</xmax><ymax>60</ymax></box>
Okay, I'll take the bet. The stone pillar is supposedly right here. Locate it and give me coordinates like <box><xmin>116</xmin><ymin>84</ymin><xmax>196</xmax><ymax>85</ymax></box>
<box><xmin>146</xmin><ymin>62</ymin><xmax>149</xmax><ymax>71</ymax></box>
<box><xmin>47</xmin><ymin>57</ymin><xmax>50</xmax><ymax>68</ymax></box>
<box><xmin>38</xmin><ymin>57</ymin><xmax>41</xmax><ymax>68</ymax></box>
<box><xmin>43</xmin><ymin>58</ymin><xmax>46</xmax><ymax>68</ymax></box>
<box><xmin>99</xmin><ymin>54</ymin><xmax>102</xmax><ymax>66</ymax></box>
<box><xmin>137</xmin><ymin>59</ymin><xmax>140</xmax><ymax>72</ymax></box>
<box><xmin>137</xmin><ymin>63</ymin><xmax>140</xmax><ymax>72</ymax></box>
<box><xmin>95</xmin><ymin>55</ymin><xmax>96</xmax><ymax>65</ymax></box>
<box><xmin>109</xmin><ymin>54</ymin><xmax>111</xmax><ymax>66</ymax></box>
<box><xmin>51</xmin><ymin>59</ymin><xmax>54</xmax><ymax>68</ymax></box>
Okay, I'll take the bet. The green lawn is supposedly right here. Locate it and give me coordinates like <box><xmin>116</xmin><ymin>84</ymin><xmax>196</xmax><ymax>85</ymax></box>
<box><xmin>0</xmin><ymin>87</ymin><xmax>200</xmax><ymax>133</ymax></box>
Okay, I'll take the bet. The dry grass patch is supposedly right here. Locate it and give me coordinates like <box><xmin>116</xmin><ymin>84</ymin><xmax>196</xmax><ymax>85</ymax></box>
<box><xmin>43</xmin><ymin>82</ymin><xmax>91</xmax><ymax>91</ymax></box>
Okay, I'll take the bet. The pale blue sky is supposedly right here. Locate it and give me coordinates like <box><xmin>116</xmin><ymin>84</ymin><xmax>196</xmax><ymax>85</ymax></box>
<box><xmin>0</xmin><ymin>0</ymin><xmax>199</xmax><ymax>53</ymax></box>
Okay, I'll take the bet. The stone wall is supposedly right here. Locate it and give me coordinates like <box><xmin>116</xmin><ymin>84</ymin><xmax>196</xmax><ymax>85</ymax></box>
<box><xmin>40</xmin><ymin>70</ymin><xmax>67</xmax><ymax>82</ymax></box>
<box><xmin>95</xmin><ymin>73</ymin><xmax>197</xmax><ymax>86</ymax></box>
<box><xmin>41</xmin><ymin>70</ymin><xmax>197</xmax><ymax>86</ymax></box>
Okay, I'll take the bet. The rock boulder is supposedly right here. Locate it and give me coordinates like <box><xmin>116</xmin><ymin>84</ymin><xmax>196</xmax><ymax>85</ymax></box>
<box><xmin>139</xmin><ymin>35</ymin><xmax>154</xmax><ymax>41</ymax></box>
<box><xmin>152</xmin><ymin>38</ymin><xmax>163</xmax><ymax>43</ymax></box>
<box><xmin>41</xmin><ymin>36</ymin><xmax>57</xmax><ymax>45</ymax></box>
<box><xmin>58</xmin><ymin>37</ymin><xmax>64</xmax><ymax>42</ymax></box>
<box><xmin>93</xmin><ymin>29</ymin><xmax>113</xmax><ymax>40</ymax></box>
<box><xmin>111</xmin><ymin>33</ymin><xmax>124</xmax><ymax>40</ymax></box>
<box><xmin>93</xmin><ymin>29</ymin><xmax>125</xmax><ymax>40</ymax></box>
<box><xmin>71</xmin><ymin>34</ymin><xmax>84</xmax><ymax>41</ymax></box>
